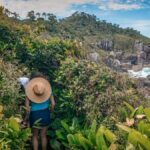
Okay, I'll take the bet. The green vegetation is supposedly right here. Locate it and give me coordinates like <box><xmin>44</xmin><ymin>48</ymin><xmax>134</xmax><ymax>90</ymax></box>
<box><xmin>0</xmin><ymin>6</ymin><xmax>150</xmax><ymax>149</ymax></box>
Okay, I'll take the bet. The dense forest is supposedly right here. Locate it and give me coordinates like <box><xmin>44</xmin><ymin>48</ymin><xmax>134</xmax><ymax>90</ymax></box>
<box><xmin>0</xmin><ymin>6</ymin><xmax>150</xmax><ymax>150</ymax></box>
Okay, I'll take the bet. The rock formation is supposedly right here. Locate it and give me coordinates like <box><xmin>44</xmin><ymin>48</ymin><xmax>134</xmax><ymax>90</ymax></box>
<box><xmin>96</xmin><ymin>39</ymin><xmax>113</xmax><ymax>51</ymax></box>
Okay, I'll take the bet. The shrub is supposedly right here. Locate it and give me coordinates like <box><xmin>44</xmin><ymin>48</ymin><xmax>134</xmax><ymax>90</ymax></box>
<box><xmin>0</xmin><ymin>115</ymin><xmax>31</xmax><ymax>150</ymax></box>
<box><xmin>0</xmin><ymin>59</ymin><xmax>28</xmax><ymax>117</ymax></box>
<box><xmin>55</xmin><ymin>58</ymin><xmax>147</xmax><ymax>122</ymax></box>
<box><xmin>53</xmin><ymin>118</ymin><xmax>117</xmax><ymax>150</ymax></box>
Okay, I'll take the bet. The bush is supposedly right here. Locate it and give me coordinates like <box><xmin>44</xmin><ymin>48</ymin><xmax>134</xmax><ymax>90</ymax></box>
<box><xmin>0</xmin><ymin>59</ymin><xmax>28</xmax><ymax>117</ymax></box>
<box><xmin>52</xmin><ymin>118</ymin><xmax>117</xmax><ymax>150</ymax></box>
<box><xmin>16</xmin><ymin>38</ymin><xmax>81</xmax><ymax>78</ymax></box>
<box><xmin>0</xmin><ymin>115</ymin><xmax>31</xmax><ymax>150</ymax></box>
<box><xmin>55</xmin><ymin>58</ymin><xmax>147</xmax><ymax>122</ymax></box>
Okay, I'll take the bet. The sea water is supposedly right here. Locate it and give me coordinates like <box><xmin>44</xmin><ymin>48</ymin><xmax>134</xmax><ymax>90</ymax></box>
<box><xmin>128</xmin><ymin>67</ymin><xmax>150</xmax><ymax>78</ymax></box>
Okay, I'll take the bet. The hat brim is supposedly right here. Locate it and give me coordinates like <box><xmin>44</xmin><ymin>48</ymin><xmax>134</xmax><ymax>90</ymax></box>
<box><xmin>25</xmin><ymin>77</ymin><xmax>51</xmax><ymax>103</ymax></box>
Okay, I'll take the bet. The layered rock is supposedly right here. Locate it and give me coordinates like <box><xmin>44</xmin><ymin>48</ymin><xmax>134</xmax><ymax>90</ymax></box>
<box><xmin>96</xmin><ymin>39</ymin><xmax>113</xmax><ymax>51</ymax></box>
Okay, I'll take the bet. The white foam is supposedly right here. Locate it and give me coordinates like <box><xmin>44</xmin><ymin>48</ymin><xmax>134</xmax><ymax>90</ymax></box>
<box><xmin>128</xmin><ymin>67</ymin><xmax>150</xmax><ymax>78</ymax></box>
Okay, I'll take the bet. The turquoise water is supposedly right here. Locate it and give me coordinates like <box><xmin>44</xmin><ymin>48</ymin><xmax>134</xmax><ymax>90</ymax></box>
<box><xmin>128</xmin><ymin>67</ymin><xmax>150</xmax><ymax>78</ymax></box>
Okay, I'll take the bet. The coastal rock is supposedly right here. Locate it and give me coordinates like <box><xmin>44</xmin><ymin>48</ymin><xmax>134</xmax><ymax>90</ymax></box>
<box><xmin>87</xmin><ymin>52</ymin><xmax>100</xmax><ymax>62</ymax></box>
<box><xmin>106</xmin><ymin>58</ymin><xmax>122</xmax><ymax>71</ymax></box>
<box><xmin>144</xmin><ymin>80</ymin><xmax>150</xmax><ymax>87</ymax></box>
<box><xmin>126</xmin><ymin>55</ymin><xmax>138</xmax><ymax>65</ymax></box>
<box><xmin>96</xmin><ymin>39</ymin><xmax>113</xmax><ymax>51</ymax></box>
<box><xmin>115</xmin><ymin>51</ymin><xmax>124</xmax><ymax>60</ymax></box>
<box><xmin>134</xmin><ymin>40</ymin><xmax>143</xmax><ymax>51</ymax></box>
<box><xmin>143</xmin><ymin>45</ymin><xmax>150</xmax><ymax>63</ymax></box>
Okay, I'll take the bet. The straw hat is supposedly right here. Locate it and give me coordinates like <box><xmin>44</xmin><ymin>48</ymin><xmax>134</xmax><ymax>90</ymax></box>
<box><xmin>25</xmin><ymin>77</ymin><xmax>51</xmax><ymax>103</ymax></box>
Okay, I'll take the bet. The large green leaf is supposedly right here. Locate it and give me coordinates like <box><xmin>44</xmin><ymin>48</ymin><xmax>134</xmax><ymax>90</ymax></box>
<box><xmin>88</xmin><ymin>120</ymin><xmax>97</xmax><ymax>145</ymax></box>
<box><xmin>129</xmin><ymin>129</ymin><xmax>150</xmax><ymax>150</ymax></box>
<box><xmin>96</xmin><ymin>125</ymin><xmax>108</xmax><ymax>150</ymax></box>
<box><xmin>117</xmin><ymin>124</ymin><xmax>150</xmax><ymax>150</ymax></box>
<box><xmin>19</xmin><ymin>128</ymin><xmax>31</xmax><ymax>140</ymax></box>
<box><xmin>8</xmin><ymin>117</ymin><xmax>20</xmax><ymax>132</ymax></box>
<box><xmin>75</xmin><ymin>133</ymin><xmax>93</xmax><ymax>150</ymax></box>
<box><xmin>124</xmin><ymin>102</ymin><xmax>134</xmax><ymax>113</ymax></box>
<box><xmin>67</xmin><ymin>134</ymin><xmax>77</xmax><ymax>145</ymax></box>
<box><xmin>104</xmin><ymin>129</ymin><xmax>117</xmax><ymax>143</ymax></box>
<box><xmin>61</xmin><ymin>120</ymin><xmax>70</xmax><ymax>133</ymax></box>
<box><xmin>144</xmin><ymin>108</ymin><xmax>150</xmax><ymax>122</ymax></box>
<box><xmin>56</xmin><ymin>130</ymin><xmax>66</xmax><ymax>140</ymax></box>
<box><xmin>136</xmin><ymin>106</ymin><xmax>144</xmax><ymax>115</ymax></box>
<box><xmin>116</xmin><ymin>124</ymin><xmax>131</xmax><ymax>133</ymax></box>
<box><xmin>138</xmin><ymin>121</ymin><xmax>150</xmax><ymax>138</ymax></box>
<box><xmin>128</xmin><ymin>132</ymin><xmax>138</xmax><ymax>147</ymax></box>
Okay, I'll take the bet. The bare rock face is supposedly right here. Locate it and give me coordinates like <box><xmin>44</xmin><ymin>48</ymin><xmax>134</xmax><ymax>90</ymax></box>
<box><xmin>115</xmin><ymin>51</ymin><xmax>124</xmax><ymax>60</ymax></box>
<box><xmin>143</xmin><ymin>45</ymin><xmax>150</xmax><ymax>63</ymax></box>
<box><xmin>144</xmin><ymin>80</ymin><xmax>150</xmax><ymax>87</ymax></box>
<box><xmin>134</xmin><ymin>40</ymin><xmax>143</xmax><ymax>51</ymax></box>
<box><xmin>96</xmin><ymin>39</ymin><xmax>113</xmax><ymax>51</ymax></box>
<box><xmin>106</xmin><ymin>58</ymin><xmax>123</xmax><ymax>71</ymax></box>
<box><xmin>147</xmin><ymin>75</ymin><xmax>150</xmax><ymax>80</ymax></box>
<box><xmin>134</xmin><ymin>40</ymin><xmax>150</xmax><ymax>63</ymax></box>
<box><xmin>144</xmin><ymin>45</ymin><xmax>150</xmax><ymax>53</ymax></box>
<box><xmin>125</xmin><ymin>55</ymin><xmax>138</xmax><ymax>65</ymax></box>
<box><xmin>87</xmin><ymin>52</ymin><xmax>100</xmax><ymax>62</ymax></box>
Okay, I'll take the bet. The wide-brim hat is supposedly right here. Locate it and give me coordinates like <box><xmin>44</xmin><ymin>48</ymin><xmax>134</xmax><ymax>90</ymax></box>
<box><xmin>25</xmin><ymin>77</ymin><xmax>51</xmax><ymax>103</ymax></box>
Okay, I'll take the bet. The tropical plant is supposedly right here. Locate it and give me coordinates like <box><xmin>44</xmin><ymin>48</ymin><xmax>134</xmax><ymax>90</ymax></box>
<box><xmin>54</xmin><ymin>119</ymin><xmax>117</xmax><ymax>150</ymax></box>
<box><xmin>116</xmin><ymin>103</ymin><xmax>150</xmax><ymax>150</ymax></box>
<box><xmin>55</xmin><ymin>58</ymin><xmax>147</xmax><ymax>122</ymax></box>
<box><xmin>0</xmin><ymin>116</ymin><xmax>31</xmax><ymax>150</ymax></box>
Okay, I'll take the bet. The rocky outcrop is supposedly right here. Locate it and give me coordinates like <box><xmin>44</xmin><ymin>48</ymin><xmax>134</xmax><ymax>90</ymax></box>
<box><xmin>106</xmin><ymin>58</ymin><xmax>123</xmax><ymax>71</ymax></box>
<box><xmin>134</xmin><ymin>40</ymin><xmax>150</xmax><ymax>63</ymax></box>
<box><xmin>125</xmin><ymin>55</ymin><xmax>138</xmax><ymax>65</ymax></box>
<box><xmin>96</xmin><ymin>39</ymin><xmax>113</xmax><ymax>51</ymax></box>
<box><xmin>143</xmin><ymin>45</ymin><xmax>150</xmax><ymax>63</ymax></box>
<box><xmin>87</xmin><ymin>52</ymin><xmax>100</xmax><ymax>62</ymax></box>
<box><xmin>134</xmin><ymin>40</ymin><xmax>143</xmax><ymax>51</ymax></box>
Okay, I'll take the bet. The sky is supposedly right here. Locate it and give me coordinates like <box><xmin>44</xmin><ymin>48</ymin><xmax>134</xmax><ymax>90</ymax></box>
<box><xmin>1</xmin><ymin>0</ymin><xmax>150</xmax><ymax>37</ymax></box>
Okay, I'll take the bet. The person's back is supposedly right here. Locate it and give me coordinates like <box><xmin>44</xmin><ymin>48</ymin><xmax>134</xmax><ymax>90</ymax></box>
<box><xmin>24</xmin><ymin>72</ymin><xmax>55</xmax><ymax>150</ymax></box>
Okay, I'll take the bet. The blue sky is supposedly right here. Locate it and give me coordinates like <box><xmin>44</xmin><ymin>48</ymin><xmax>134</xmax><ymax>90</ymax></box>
<box><xmin>1</xmin><ymin>0</ymin><xmax>150</xmax><ymax>37</ymax></box>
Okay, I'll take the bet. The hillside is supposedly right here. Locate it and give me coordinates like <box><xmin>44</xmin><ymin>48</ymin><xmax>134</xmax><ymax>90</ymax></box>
<box><xmin>26</xmin><ymin>11</ymin><xmax>150</xmax><ymax>53</ymax></box>
<box><xmin>22</xmin><ymin>11</ymin><xmax>150</xmax><ymax>67</ymax></box>
<box><xmin>0</xmin><ymin>6</ymin><xmax>150</xmax><ymax>150</ymax></box>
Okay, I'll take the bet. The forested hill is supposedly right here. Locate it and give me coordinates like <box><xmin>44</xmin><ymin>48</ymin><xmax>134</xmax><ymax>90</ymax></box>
<box><xmin>57</xmin><ymin>12</ymin><xmax>145</xmax><ymax>38</ymax></box>
<box><xmin>26</xmin><ymin>11</ymin><xmax>150</xmax><ymax>52</ymax></box>
<box><xmin>1</xmin><ymin>6</ymin><xmax>150</xmax><ymax>54</ymax></box>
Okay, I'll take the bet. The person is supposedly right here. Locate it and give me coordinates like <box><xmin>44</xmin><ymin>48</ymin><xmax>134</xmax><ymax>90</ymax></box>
<box><xmin>24</xmin><ymin>72</ymin><xmax>55</xmax><ymax>150</ymax></box>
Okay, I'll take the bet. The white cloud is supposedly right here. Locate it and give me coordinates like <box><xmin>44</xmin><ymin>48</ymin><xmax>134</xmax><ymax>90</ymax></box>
<box><xmin>1</xmin><ymin>0</ymin><xmax>97</xmax><ymax>18</ymax></box>
<box><xmin>99</xmin><ymin>2</ymin><xmax>142</xmax><ymax>11</ymax></box>
<box><xmin>120</xmin><ymin>20</ymin><xmax>150</xmax><ymax>37</ymax></box>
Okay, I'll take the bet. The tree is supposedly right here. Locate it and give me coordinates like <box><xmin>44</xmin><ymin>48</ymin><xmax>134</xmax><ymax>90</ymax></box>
<box><xmin>0</xmin><ymin>6</ymin><xmax>5</xmax><ymax>16</ymax></box>
<box><xmin>27</xmin><ymin>10</ymin><xmax>35</xmax><ymax>21</ymax></box>
<box><xmin>47</xmin><ymin>13</ymin><xmax>57</xmax><ymax>23</ymax></box>
<box><xmin>42</xmin><ymin>12</ymin><xmax>46</xmax><ymax>20</ymax></box>
<box><xmin>4</xmin><ymin>9</ymin><xmax>11</xmax><ymax>16</ymax></box>
<box><xmin>36</xmin><ymin>12</ymin><xmax>40</xmax><ymax>19</ymax></box>
<box><xmin>12</xmin><ymin>12</ymin><xmax>19</xmax><ymax>19</ymax></box>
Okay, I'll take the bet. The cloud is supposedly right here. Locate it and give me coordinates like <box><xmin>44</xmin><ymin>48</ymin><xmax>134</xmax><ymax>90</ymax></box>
<box><xmin>1</xmin><ymin>0</ymin><xmax>97</xmax><ymax>18</ymax></box>
<box><xmin>120</xmin><ymin>19</ymin><xmax>150</xmax><ymax>37</ymax></box>
<box><xmin>99</xmin><ymin>2</ymin><xmax>142</xmax><ymax>11</ymax></box>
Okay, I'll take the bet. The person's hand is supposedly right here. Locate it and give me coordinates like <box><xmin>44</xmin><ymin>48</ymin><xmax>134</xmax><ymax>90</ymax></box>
<box><xmin>22</xmin><ymin>112</ymin><xmax>30</xmax><ymax>128</ymax></box>
<box><xmin>22</xmin><ymin>120</ymin><xmax>29</xmax><ymax>128</ymax></box>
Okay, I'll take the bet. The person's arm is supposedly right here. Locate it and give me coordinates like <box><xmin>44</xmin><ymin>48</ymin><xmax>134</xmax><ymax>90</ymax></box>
<box><xmin>50</xmin><ymin>94</ymin><xmax>55</xmax><ymax>111</ymax></box>
<box><xmin>24</xmin><ymin>97</ymin><xmax>30</xmax><ymax>124</ymax></box>
<box><xmin>25</xmin><ymin>97</ymin><xmax>30</xmax><ymax>112</ymax></box>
